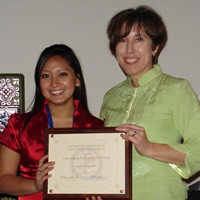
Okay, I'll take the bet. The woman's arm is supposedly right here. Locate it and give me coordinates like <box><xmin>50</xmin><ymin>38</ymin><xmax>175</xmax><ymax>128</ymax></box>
<box><xmin>0</xmin><ymin>145</ymin><xmax>37</xmax><ymax>196</ymax></box>
<box><xmin>0</xmin><ymin>145</ymin><xmax>54</xmax><ymax>196</ymax></box>
<box><xmin>116</xmin><ymin>124</ymin><xmax>186</xmax><ymax>165</ymax></box>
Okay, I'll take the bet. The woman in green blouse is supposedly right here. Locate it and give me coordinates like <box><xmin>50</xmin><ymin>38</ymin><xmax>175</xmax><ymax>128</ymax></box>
<box><xmin>100</xmin><ymin>5</ymin><xmax>200</xmax><ymax>200</ymax></box>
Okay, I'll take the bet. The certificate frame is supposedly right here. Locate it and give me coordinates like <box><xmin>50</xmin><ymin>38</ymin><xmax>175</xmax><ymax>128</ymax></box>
<box><xmin>43</xmin><ymin>127</ymin><xmax>132</xmax><ymax>200</ymax></box>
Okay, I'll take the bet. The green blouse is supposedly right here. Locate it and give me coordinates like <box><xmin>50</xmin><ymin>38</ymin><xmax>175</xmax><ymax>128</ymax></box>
<box><xmin>100</xmin><ymin>65</ymin><xmax>200</xmax><ymax>200</ymax></box>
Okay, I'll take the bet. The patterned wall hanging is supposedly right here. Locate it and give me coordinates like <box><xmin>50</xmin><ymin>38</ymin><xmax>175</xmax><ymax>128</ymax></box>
<box><xmin>0</xmin><ymin>74</ymin><xmax>25</xmax><ymax>132</ymax></box>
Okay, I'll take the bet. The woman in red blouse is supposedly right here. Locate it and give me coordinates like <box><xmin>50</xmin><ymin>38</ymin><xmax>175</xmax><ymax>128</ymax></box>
<box><xmin>0</xmin><ymin>44</ymin><xmax>103</xmax><ymax>200</ymax></box>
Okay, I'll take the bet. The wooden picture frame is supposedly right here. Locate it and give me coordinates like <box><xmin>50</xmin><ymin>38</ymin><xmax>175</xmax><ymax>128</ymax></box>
<box><xmin>43</xmin><ymin>127</ymin><xmax>132</xmax><ymax>200</ymax></box>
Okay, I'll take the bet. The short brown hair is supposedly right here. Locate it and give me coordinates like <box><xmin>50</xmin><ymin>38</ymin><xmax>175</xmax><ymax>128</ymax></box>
<box><xmin>107</xmin><ymin>6</ymin><xmax>168</xmax><ymax>64</ymax></box>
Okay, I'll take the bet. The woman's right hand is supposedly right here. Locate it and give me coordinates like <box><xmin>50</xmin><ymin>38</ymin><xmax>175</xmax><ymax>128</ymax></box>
<box><xmin>116</xmin><ymin>124</ymin><xmax>152</xmax><ymax>156</ymax></box>
<box><xmin>34</xmin><ymin>154</ymin><xmax>55</xmax><ymax>192</ymax></box>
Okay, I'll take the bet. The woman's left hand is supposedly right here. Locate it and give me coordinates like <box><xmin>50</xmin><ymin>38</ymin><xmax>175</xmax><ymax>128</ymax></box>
<box><xmin>116</xmin><ymin>124</ymin><xmax>153</xmax><ymax>157</ymax></box>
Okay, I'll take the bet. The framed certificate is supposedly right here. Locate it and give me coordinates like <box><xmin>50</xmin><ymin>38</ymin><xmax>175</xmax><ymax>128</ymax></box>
<box><xmin>43</xmin><ymin>127</ymin><xmax>132</xmax><ymax>200</ymax></box>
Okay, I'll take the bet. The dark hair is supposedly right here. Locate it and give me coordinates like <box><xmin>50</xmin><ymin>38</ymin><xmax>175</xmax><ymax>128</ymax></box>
<box><xmin>22</xmin><ymin>44</ymin><xmax>90</xmax><ymax>132</ymax></box>
<box><xmin>107</xmin><ymin>5</ymin><xmax>168</xmax><ymax>64</ymax></box>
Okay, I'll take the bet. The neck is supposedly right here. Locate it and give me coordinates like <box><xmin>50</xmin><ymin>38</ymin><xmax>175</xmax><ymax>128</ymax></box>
<box><xmin>131</xmin><ymin>78</ymin><xmax>139</xmax><ymax>88</ymax></box>
<box><xmin>130</xmin><ymin>65</ymin><xmax>153</xmax><ymax>88</ymax></box>
<box><xmin>47</xmin><ymin>101</ymin><xmax>75</xmax><ymax>128</ymax></box>
<box><xmin>48</xmin><ymin>101</ymin><xmax>74</xmax><ymax>117</ymax></box>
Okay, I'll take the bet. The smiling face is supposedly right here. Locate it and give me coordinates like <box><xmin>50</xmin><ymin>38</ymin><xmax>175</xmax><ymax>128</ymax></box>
<box><xmin>115</xmin><ymin>26</ymin><xmax>158</xmax><ymax>86</ymax></box>
<box><xmin>40</xmin><ymin>55</ymin><xmax>80</xmax><ymax>108</ymax></box>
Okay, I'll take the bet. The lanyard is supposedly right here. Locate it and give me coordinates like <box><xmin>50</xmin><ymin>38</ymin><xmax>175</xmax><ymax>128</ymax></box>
<box><xmin>46</xmin><ymin>104</ymin><xmax>75</xmax><ymax>128</ymax></box>
<box><xmin>46</xmin><ymin>104</ymin><xmax>54</xmax><ymax>128</ymax></box>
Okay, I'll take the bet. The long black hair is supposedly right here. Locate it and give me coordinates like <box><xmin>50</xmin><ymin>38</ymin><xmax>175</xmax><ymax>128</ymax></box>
<box><xmin>22</xmin><ymin>44</ymin><xmax>90</xmax><ymax>132</ymax></box>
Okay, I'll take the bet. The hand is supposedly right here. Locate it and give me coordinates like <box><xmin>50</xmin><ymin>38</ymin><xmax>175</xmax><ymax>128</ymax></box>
<box><xmin>34</xmin><ymin>154</ymin><xmax>55</xmax><ymax>192</ymax></box>
<box><xmin>85</xmin><ymin>196</ymin><xmax>102</xmax><ymax>200</ymax></box>
<box><xmin>116</xmin><ymin>124</ymin><xmax>153</xmax><ymax>157</ymax></box>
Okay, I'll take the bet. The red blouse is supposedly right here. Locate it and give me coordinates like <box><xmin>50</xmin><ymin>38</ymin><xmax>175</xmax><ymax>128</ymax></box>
<box><xmin>0</xmin><ymin>100</ymin><xmax>103</xmax><ymax>200</ymax></box>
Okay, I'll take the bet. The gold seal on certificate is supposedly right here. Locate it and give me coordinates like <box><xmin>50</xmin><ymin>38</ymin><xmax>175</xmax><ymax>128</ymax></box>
<box><xmin>43</xmin><ymin>127</ymin><xmax>132</xmax><ymax>200</ymax></box>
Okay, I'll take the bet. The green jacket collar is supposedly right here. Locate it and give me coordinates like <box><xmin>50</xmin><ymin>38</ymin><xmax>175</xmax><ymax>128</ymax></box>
<box><xmin>127</xmin><ymin>64</ymin><xmax>162</xmax><ymax>87</ymax></box>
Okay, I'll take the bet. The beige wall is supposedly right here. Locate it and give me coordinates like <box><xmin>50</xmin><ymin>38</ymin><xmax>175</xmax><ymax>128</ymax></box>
<box><xmin>1</xmin><ymin>0</ymin><xmax>200</xmax><ymax>185</ymax></box>
<box><xmin>1</xmin><ymin>0</ymin><xmax>200</xmax><ymax>117</ymax></box>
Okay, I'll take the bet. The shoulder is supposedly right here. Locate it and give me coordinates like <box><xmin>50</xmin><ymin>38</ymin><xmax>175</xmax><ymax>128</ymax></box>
<box><xmin>162</xmin><ymin>73</ymin><xmax>188</xmax><ymax>83</ymax></box>
<box><xmin>6</xmin><ymin>107</ymin><xmax>46</xmax><ymax>131</ymax></box>
<box><xmin>160</xmin><ymin>73</ymin><xmax>193</xmax><ymax>91</ymax></box>
<box><xmin>157</xmin><ymin>73</ymin><xmax>199</xmax><ymax>107</ymax></box>
<box><xmin>103</xmin><ymin>79</ymin><xmax>129</xmax><ymax>99</ymax></box>
<box><xmin>74</xmin><ymin>101</ymin><xmax>104</xmax><ymax>127</ymax></box>
<box><xmin>86</xmin><ymin>113</ymin><xmax>104</xmax><ymax>127</ymax></box>
<box><xmin>0</xmin><ymin>112</ymin><xmax>32</xmax><ymax>138</ymax></box>
<box><xmin>0</xmin><ymin>112</ymin><xmax>30</xmax><ymax>152</ymax></box>
<box><xmin>7</xmin><ymin>112</ymin><xmax>29</xmax><ymax>128</ymax></box>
